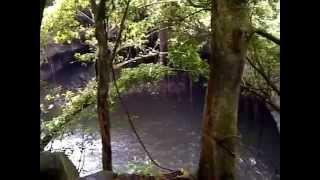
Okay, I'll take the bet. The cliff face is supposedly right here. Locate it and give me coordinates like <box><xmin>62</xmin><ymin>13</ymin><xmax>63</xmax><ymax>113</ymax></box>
<box><xmin>238</xmin><ymin>95</ymin><xmax>280</xmax><ymax>172</ymax></box>
<box><xmin>40</xmin><ymin>41</ymin><xmax>91</xmax><ymax>81</ymax></box>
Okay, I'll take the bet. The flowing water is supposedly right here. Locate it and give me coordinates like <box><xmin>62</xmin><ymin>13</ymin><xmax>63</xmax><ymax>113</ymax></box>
<box><xmin>44</xmin><ymin>80</ymin><xmax>280</xmax><ymax>180</ymax></box>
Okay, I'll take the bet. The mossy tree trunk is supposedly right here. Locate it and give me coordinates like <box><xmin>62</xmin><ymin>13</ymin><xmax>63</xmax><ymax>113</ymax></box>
<box><xmin>198</xmin><ymin>0</ymin><xmax>250</xmax><ymax>179</ymax></box>
<box><xmin>90</xmin><ymin>0</ymin><xmax>112</xmax><ymax>171</ymax></box>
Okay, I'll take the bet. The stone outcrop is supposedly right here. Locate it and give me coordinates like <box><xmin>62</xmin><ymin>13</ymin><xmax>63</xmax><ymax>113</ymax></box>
<box><xmin>40</xmin><ymin>152</ymin><xmax>79</xmax><ymax>180</ymax></box>
<box><xmin>40</xmin><ymin>41</ymin><xmax>90</xmax><ymax>81</ymax></box>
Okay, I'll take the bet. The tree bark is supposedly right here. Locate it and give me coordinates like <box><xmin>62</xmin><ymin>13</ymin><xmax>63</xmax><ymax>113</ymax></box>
<box><xmin>40</xmin><ymin>0</ymin><xmax>47</xmax><ymax>26</ymax></box>
<box><xmin>159</xmin><ymin>24</ymin><xmax>168</xmax><ymax>65</ymax></box>
<box><xmin>198</xmin><ymin>0</ymin><xmax>250</xmax><ymax>179</ymax></box>
<box><xmin>91</xmin><ymin>0</ymin><xmax>112</xmax><ymax>171</ymax></box>
<box><xmin>158</xmin><ymin>0</ymin><xmax>170</xmax><ymax>65</ymax></box>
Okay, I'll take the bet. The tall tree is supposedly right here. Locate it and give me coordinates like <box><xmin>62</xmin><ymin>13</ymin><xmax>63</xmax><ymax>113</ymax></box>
<box><xmin>198</xmin><ymin>0</ymin><xmax>251</xmax><ymax>179</ymax></box>
<box><xmin>90</xmin><ymin>0</ymin><xmax>112</xmax><ymax>171</ymax></box>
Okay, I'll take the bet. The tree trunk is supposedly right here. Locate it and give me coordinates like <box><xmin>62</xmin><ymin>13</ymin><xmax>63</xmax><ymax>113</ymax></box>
<box><xmin>198</xmin><ymin>0</ymin><xmax>250</xmax><ymax>180</ymax></box>
<box><xmin>91</xmin><ymin>0</ymin><xmax>112</xmax><ymax>171</ymax></box>
<box><xmin>40</xmin><ymin>0</ymin><xmax>46</xmax><ymax>26</ymax></box>
<box><xmin>158</xmin><ymin>0</ymin><xmax>169</xmax><ymax>65</ymax></box>
<box><xmin>159</xmin><ymin>24</ymin><xmax>168</xmax><ymax>65</ymax></box>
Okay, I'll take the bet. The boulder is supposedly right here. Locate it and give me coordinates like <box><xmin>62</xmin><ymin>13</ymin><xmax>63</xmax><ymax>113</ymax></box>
<box><xmin>40</xmin><ymin>41</ymin><xmax>90</xmax><ymax>81</ymax></box>
<box><xmin>40</xmin><ymin>152</ymin><xmax>79</xmax><ymax>180</ymax></box>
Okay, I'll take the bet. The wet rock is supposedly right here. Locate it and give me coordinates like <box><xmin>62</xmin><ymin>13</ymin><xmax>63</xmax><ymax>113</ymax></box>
<box><xmin>238</xmin><ymin>95</ymin><xmax>280</xmax><ymax>173</ymax></box>
<box><xmin>40</xmin><ymin>152</ymin><xmax>79</xmax><ymax>180</ymax></box>
<box><xmin>40</xmin><ymin>41</ymin><xmax>90</xmax><ymax>81</ymax></box>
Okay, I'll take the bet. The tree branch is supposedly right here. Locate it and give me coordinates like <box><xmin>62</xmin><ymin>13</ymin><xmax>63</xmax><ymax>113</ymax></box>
<box><xmin>246</xmin><ymin>57</ymin><xmax>280</xmax><ymax>96</ymax></box>
<box><xmin>113</xmin><ymin>52</ymin><xmax>159</xmax><ymax>69</ymax></box>
<box><xmin>186</xmin><ymin>0</ymin><xmax>209</xmax><ymax>9</ymax></box>
<box><xmin>111</xmin><ymin>0</ymin><xmax>131</xmax><ymax>63</ymax></box>
<box><xmin>76</xmin><ymin>10</ymin><xmax>95</xmax><ymax>25</ymax></box>
<box><xmin>241</xmin><ymin>84</ymin><xmax>280</xmax><ymax>112</ymax></box>
<box><xmin>254</xmin><ymin>29</ymin><xmax>280</xmax><ymax>45</ymax></box>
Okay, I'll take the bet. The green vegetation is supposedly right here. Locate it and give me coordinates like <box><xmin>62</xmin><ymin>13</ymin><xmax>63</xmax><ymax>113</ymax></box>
<box><xmin>40</xmin><ymin>0</ymin><xmax>279</xmax><ymax>178</ymax></box>
<box><xmin>41</xmin><ymin>63</ymin><xmax>174</xmax><ymax>149</ymax></box>
<box><xmin>169</xmin><ymin>39</ymin><xmax>209</xmax><ymax>81</ymax></box>
<box><xmin>127</xmin><ymin>158</ymin><xmax>156</xmax><ymax>176</ymax></box>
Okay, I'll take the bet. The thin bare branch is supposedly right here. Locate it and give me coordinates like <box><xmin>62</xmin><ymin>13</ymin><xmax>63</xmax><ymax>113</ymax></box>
<box><xmin>111</xmin><ymin>0</ymin><xmax>131</xmax><ymax>63</ymax></box>
<box><xmin>113</xmin><ymin>52</ymin><xmax>159</xmax><ymax>69</ymax></box>
<box><xmin>241</xmin><ymin>85</ymin><xmax>280</xmax><ymax>112</ymax></box>
<box><xmin>246</xmin><ymin>57</ymin><xmax>280</xmax><ymax>96</ymax></box>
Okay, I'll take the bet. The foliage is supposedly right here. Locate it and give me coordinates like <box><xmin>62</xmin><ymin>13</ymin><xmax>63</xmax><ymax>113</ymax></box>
<box><xmin>249</xmin><ymin>0</ymin><xmax>280</xmax><ymax>37</ymax></box>
<box><xmin>242</xmin><ymin>32</ymin><xmax>280</xmax><ymax>110</ymax></box>
<box><xmin>41</xmin><ymin>0</ymin><xmax>90</xmax><ymax>46</ymax></box>
<box><xmin>41</xmin><ymin>64</ymin><xmax>174</xmax><ymax>144</ymax></box>
<box><xmin>168</xmin><ymin>39</ymin><xmax>209</xmax><ymax>81</ymax></box>
<box><xmin>40</xmin><ymin>84</ymin><xmax>66</xmax><ymax>123</ymax></box>
<box><xmin>109</xmin><ymin>63</ymin><xmax>175</xmax><ymax>106</ymax></box>
<box><xmin>40</xmin><ymin>0</ymin><xmax>280</xmax><ymax>153</ymax></box>
<box><xmin>74</xmin><ymin>52</ymin><xmax>96</xmax><ymax>62</ymax></box>
<box><xmin>127</xmin><ymin>157</ymin><xmax>155</xmax><ymax>176</ymax></box>
<box><xmin>108</xmin><ymin>0</ymin><xmax>161</xmax><ymax>51</ymax></box>
<box><xmin>42</xmin><ymin>79</ymin><xmax>96</xmax><ymax>137</ymax></box>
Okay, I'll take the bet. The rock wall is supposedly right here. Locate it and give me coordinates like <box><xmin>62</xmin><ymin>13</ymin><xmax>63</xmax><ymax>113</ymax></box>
<box><xmin>40</xmin><ymin>41</ymin><xmax>91</xmax><ymax>81</ymax></box>
<box><xmin>40</xmin><ymin>152</ymin><xmax>79</xmax><ymax>180</ymax></box>
<box><xmin>238</xmin><ymin>95</ymin><xmax>280</xmax><ymax>172</ymax></box>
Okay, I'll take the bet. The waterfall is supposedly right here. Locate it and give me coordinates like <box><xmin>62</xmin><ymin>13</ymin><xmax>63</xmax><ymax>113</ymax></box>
<box><xmin>50</xmin><ymin>62</ymin><xmax>56</xmax><ymax>85</ymax></box>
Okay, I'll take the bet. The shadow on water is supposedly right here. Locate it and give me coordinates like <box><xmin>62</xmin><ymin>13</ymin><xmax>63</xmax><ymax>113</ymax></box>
<box><xmin>44</xmin><ymin>73</ymin><xmax>279</xmax><ymax>179</ymax></box>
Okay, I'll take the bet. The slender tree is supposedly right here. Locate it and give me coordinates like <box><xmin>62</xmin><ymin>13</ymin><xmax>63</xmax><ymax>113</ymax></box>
<box><xmin>198</xmin><ymin>0</ymin><xmax>251</xmax><ymax>179</ymax></box>
<box><xmin>159</xmin><ymin>25</ymin><xmax>168</xmax><ymax>65</ymax></box>
<box><xmin>158</xmin><ymin>1</ymin><xmax>169</xmax><ymax>65</ymax></box>
<box><xmin>90</xmin><ymin>0</ymin><xmax>112</xmax><ymax>171</ymax></box>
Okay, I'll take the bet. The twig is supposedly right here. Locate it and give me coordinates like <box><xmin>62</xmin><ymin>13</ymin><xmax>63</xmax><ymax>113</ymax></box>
<box><xmin>241</xmin><ymin>85</ymin><xmax>280</xmax><ymax>112</ymax></box>
<box><xmin>111</xmin><ymin>0</ymin><xmax>131</xmax><ymax>63</ymax></box>
<box><xmin>246</xmin><ymin>57</ymin><xmax>280</xmax><ymax>96</ymax></box>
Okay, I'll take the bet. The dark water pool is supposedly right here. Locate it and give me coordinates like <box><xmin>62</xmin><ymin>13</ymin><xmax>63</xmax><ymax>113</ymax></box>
<box><xmin>45</xmin><ymin>86</ymin><xmax>280</xmax><ymax>180</ymax></box>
